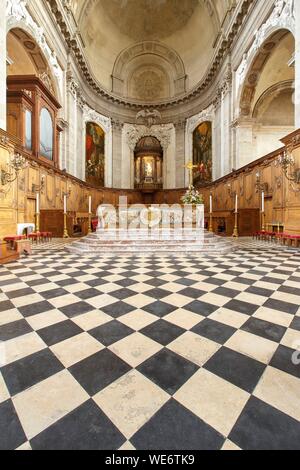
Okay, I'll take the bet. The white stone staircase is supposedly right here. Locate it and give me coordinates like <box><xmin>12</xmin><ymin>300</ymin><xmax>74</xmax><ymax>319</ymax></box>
<box><xmin>66</xmin><ymin>229</ymin><xmax>235</xmax><ymax>256</ymax></box>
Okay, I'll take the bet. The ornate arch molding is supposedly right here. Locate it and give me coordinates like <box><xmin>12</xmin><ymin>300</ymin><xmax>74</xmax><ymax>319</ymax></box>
<box><xmin>6</xmin><ymin>0</ymin><xmax>64</xmax><ymax>103</ymax></box>
<box><xmin>185</xmin><ymin>104</ymin><xmax>215</xmax><ymax>184</ymax></box>
<box><xmin>112</xmin><ymin>41</ymin><xmax>187</xmax><ymax>99</ymax></box>
<box><xmin>82</xmin><ymin>105</ymin><xmax>113</xmax><ymax>188</ymax></box>
<box><xmin>125</xmin><ymin>124</ymin><xmax>174</xmax><ymax>152</ymax></box>
<box><xmin>252</xmin><ymin>79</ymin><xmax>295</xmax><ymax>121</ymax></box>
<box><xmin>237</xmin><ymin>0</ymin><xmax>295</xmax><ymax>118</ymax></box>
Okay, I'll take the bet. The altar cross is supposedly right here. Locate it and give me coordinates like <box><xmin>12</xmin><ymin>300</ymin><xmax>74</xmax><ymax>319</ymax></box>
<box><xmin>184</xmin><ymin>161</ymin><xmax>198</xmax><ymax>186</ymax></box>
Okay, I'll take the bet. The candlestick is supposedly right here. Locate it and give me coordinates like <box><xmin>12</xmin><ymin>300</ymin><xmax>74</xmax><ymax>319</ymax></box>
<box><xmin>35</xmin><ymin>213</ymin><xmax>40</xmax><ymax>233</ymax></box>
<box><xmin>64</xmin><ymin>194</ymin><xmax>67</xmax><ymax>214</ymax></box>
<box><xmin>261</xmin><ymin>191</ymin><xmax>265</xmax><ymax>213</ymax></box>
<box><xmin>232</xmin><ymin>211</ymin><xmax>239</xmax><ymax>238</ymax></box>
<box><xmin>88</xmin><ymin>196</ymin><xmax>92</xmax><ymax>234</ymax></box>
<box><xmin>235</xmin><ymin>194</ymin><xmax>238</xmax><ymax>213</ymax></box>
<box><xmin>209</xmin><ymin>194</ymin><xmax>212</xmax><ymax>214</ymax></box>
<box><xmin>63</xmin><ymin>213</ymin><xmax>69</xmax><ymax>238</ymax></box>
<box><xmin>209</xmin><ymin>194</ymin><xmax>213</xmax><ymax>233</ymax></box>
<box><xmin>261</xmin><ymin>211</ymin><xmax>266</xmax><ymax>232</ymax></box>
<box><xmin>36</xmin><ymin>192</ymin><xmax>40</xmax><ymax>214</ymax></box>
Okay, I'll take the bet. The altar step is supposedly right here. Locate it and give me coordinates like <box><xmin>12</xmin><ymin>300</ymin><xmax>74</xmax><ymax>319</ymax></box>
<box><xmin>66</xmin><ymin>230</ymin><xmax>235</xmax><ymax>256</ymax></box>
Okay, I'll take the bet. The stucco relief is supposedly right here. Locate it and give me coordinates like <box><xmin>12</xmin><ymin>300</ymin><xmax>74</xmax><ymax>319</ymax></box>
<box><xmin>237</xmin><ymin>0</ymin><xmax>295</xmax><ymax>92</ymax></box>
<box><xmin>132</xmin><ymin>69</ymin><xmax>166</xmax><ymax>101</ymax></box>
<box><xmin>6</xmin><ymin>0</ymin><xmax>64</xmax><ymax>98</ymax></box>
<box><xmin>126</xmin><ymin>124</ymin><xmax>174</xmax><ymax>151</ymax></box>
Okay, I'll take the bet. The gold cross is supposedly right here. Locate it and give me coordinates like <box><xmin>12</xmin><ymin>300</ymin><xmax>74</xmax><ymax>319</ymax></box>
<box><xmin>184</xmin><ymin>161</ymin><xmax>198</xmax><ymax>186</ymax></box>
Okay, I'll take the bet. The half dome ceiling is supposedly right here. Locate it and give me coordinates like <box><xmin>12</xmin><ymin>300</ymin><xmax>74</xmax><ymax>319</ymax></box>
<box><xmin>70</xmin><ymin>0</ymin><xmax>230</xmax><ymax>104</ymax></box>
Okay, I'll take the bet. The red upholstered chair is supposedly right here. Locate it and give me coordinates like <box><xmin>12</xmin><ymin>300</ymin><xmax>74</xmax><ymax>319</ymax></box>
<box><xmin>29</xmin><ymin>232</ymin><xmax>42</xmax><ymax>244</ymax></box>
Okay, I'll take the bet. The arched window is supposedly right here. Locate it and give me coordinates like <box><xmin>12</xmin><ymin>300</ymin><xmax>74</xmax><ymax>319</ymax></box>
<box><xmin>86</xmin><ymin>122</ymin><xmax>105</xmax><ymax>187</ymax></box>
<box><xmin>193</xmin><ymin>121</ymin><xmax>212</xmax><ymax>185</ymax></box>
<box><xmin>40</xmin><ymin>108</ymin><xmax>53</xmax><ymax>160</ymax></box>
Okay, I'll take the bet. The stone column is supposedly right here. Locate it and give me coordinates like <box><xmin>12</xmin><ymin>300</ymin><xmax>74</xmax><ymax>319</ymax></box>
<box><xmin>174</xmin><ymin>120</ymin><xmax>185</xmax><ymax>188</ymax></box>
<box><xmin>0</xmin><ymin>0</ymin><xmax>6</xmax><ymax>130</ymax></box>
<box><xmin>295</xmin><ymin>0</ymin><xmax>300</xmax><ymax>128</ymax></box>
<box><xmin>220</xmin><ymin>85</ymin><xmax>232</xmax><ymax>176</ymax></box>
<box><xmin>112</xmin><ymin>120</ymin><xmax>123</xmax><ymax>188</ymax></box>
<box><xmin>66</xmin><ymin>75</ymin><xmax>79</xmax><ymax>177</ymax></box>
<box><xmin>235</xmin><ymin>119</ymin><xmax>256</xmax><ymax>168</ymax></box>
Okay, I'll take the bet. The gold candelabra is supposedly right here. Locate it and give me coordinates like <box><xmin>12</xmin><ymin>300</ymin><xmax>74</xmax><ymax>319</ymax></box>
<box><xmin>63</xmin><ymin>213</ymin><xmax>69</xmax><ymax>239</ymax></box>
<box><xmin>232</xmin><ymin>211</ymin><xmax>239</xmax><ymax>238</ymax></box>
<box><xmin>35</xmin><ymin>213</ymin><xmax>40</xmax><ymax>233</ymax></box>
<box><xmin>209</xmin><ymin>212</ymin><xmax>213</xmax><ymax>232</ymax></box>
<box><xmin>261</xmin><ymin>211</ymin><xmax>266</xmax><ymax>231</ymax></box>
<box><xmin>88</xmin><ymin>213</ymin><xmax>92</xmax><ymax>234</ymax></box>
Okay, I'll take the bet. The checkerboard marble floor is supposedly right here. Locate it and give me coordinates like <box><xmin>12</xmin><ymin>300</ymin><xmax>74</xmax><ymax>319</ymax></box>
<box><xmin>0</xmin><ymin>238</ymin><xmax>300</xmax><ymax>450</ymax></box>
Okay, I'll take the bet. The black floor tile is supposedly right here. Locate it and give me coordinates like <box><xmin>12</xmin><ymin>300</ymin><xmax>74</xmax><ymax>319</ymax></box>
<box><xmin>263</xmin><ymin>298</ymin><xmax>298</xmax><ymax>315</ymax></box>
<box><xmin>19</xmin><ymin>301</ymin><xmax>54</xmax><ymax>318</ymax></box>
<box><xmin>0</xmin><ymin>400</ymin><xmax>27</xmax><ymax>450</ymax></box>
<box><xmin>30</xmin><ymin>400</ymin><xmax>125</xmax><ymax>450</ymax></box>
<box><xmin>38</xmin><ymin>320</ymin><xmax>83</xmax><ymax>346</ymax></box>
<box><xmin>270</xmin><ymin>345</ymin><xmax>300</xmax><ymax>379</ymax></box>
<box><xmin>59</xmin><ymin>301</ymin><xmax>94</xmax><ymax>318</ymax></box>
<box><xmin>109</xmin><ymin>288</ymin><xmax>137</xmax><ymax>300</ymax></box>
<box><xmin>213</xmin><ymin>287</ymin><xmax>240</xmax><ymax>298</ymax></box>
<box><xmin>137</xmin><ymin>349</ymin><xmax>198</xmax><ymax>395</ymax></box>
<box><xmin>0</xmin><ymin>319</ymin><xmax>32</xmax><ymax>341</ymax></box>
<box><xmin>6</xmin><ymin>288</ymin><xmax>35</xmax><ymax>299</ymax></box>
<box><xmin>245</xmin><ymin>286</ymin><xmax>273</xmax><ymax>298</ymax></box>
<box><xmin>1</xmin><ymin>349</ymin><xmax>64</xmax><ymax>396</ymax></box>
<box><xmin>75</xmin><ymin>288</ymin><xmax>103</xmax><ymax>300</ymax></box>
<box><xmin>184</xmin><ymin>300</ymin><xmax>218</xmax><ymax>316</ymax></box>
<box><xmin>143</xmin><ymin>301</ymin><xmax>177</xmax><ymax>318</ymax></box>
<box><xmin>204</xmin><ymin>347</ymin><xmax>266</xmax><ymax>393</ymax></box>
<box><xmin>101</xmin><ymin>301</ymin><xmax>135</xmax><ymax>318</ymax></box>
<box><xmin>69</xmin><ymin>349</ymin><xmax>131</xmax><ymax>395</ymax></box>
<box><xmin>131</xmin><ymin>399</ymin><xmax>224</xmax><ymax>450</ymax></box>
<box><xmin>0</xmin><ymin>300</ymin><xmax>15</xmax><ymax>312</ymax></box>
<box><xmin>224</xmin><ymin>299</ymin><xmax>258</xmax><ymax>315</ymax></box>
<box><xmin>115</xmin><ymin>279</ymin><xmax>138</xmax><ymax>288</ymax></box>
<box><xmin>179</xmin><ymin>287</ymin><xmax>205</xmax><ymax>299</ymax></box>
<box><xmin>40</xmin><ymin>288</ymin><xmax>69</xmax><ymax>300</ymax></box>
<box><xmin>229</xmin><ymin>396</ymin><xmax>300</xmax><ymax>450</ymax></box>
<box><xmin>242</xmin><ymin>317</ymin><xmax>286</xmax><ymax>343</ymax></box>
<box><xmin>145</xmin><ymin>288</ymin><xmax>171</xmax><ymax>299</ymax></box>
<box><xmin>89</xmin><ymin>321</ymin><xmax>134</xmax><ymax>346</ymax></box>
<box><xmin>192</xmin><ymin>319</ymin><xmax>236</xmax><ymax>344</ymax></box>
<box><xmin>141</xmin><ymin>320</ymin><xmax>185</xmax><ymax>346</ymax></box>
<box><xmin>290</xmin><ymin>317</ymin><xmax>300</xmax><ymax>331</ymax></box>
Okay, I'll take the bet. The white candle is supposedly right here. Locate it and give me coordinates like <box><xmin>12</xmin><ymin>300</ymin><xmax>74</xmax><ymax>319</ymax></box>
<box><xmin>36</xmin><ymin>192</ymin><xmax>40</xmax><ymax>214</ymax></box>
<box><xmin>64</xmin><ymin>194</ymin><xmax>67</xmax><ymax>214</ymax></box>
<box><xmin>210</xmin><ymin>194</ymin><xmax>212</xmax><ymax>213</ymax></box>
<box><xmin>261</xmin><ymin>192</ymin><xmax>265</xmax><ymax>213</ymax></box>
<box><xmin>235</xmin><ymin>194</ymin><xmax>238</xmax><ymax>213</ymax></box>
<box><xmin>89</xmin><ymin>195</ymin><xmax>92</xmax><ymax>214</ymax></box>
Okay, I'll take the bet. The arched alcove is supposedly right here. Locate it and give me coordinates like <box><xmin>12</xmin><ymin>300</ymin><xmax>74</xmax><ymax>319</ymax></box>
<box><xmin>134</xmin><ymin>136</ymin><xmax>163</xmax><ymax>190</ymax></box>
<box><xmin>7</xmin><ymin>28</ymin><xmax>58</xmax><ymax>99</ymax></box>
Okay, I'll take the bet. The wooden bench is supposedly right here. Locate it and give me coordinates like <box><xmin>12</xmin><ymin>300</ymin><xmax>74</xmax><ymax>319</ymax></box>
<box><xmin>0</xmin><ymin>241</ymin><xmax>19</xmax><ymax>264</ymax></box>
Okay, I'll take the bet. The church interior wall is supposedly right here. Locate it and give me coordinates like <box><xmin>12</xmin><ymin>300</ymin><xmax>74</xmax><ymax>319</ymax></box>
<box><xmin>1</xmin><ymin>0</ymin><xmax>299</xmax><ymax>238</ymax></box>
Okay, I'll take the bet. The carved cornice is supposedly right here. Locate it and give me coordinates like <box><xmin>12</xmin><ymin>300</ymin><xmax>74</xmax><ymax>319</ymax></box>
<box><xmin>45</xmin><ymin>0</ymin><xmax>254</xmax><ymax>110</ymax></box>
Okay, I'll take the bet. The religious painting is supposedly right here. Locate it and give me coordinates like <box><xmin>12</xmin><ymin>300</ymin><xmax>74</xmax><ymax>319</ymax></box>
<box><xmin>86</xmin><ymin>122</ymin><xmax>105</xmax><ymax>187</ymax></box>
<box><xmin>193</xmin><ymin>121</ymin><xmax>212</xmax><ymax>184</ymax></box>
<box><xmin>40</xmin><ymin>108</ymin><xmax>53</xmax><ymax>160</ymax></box>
